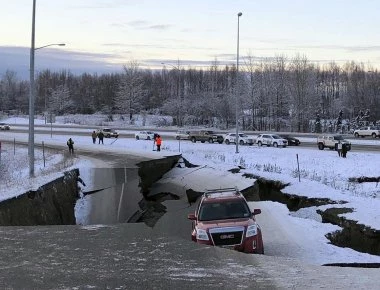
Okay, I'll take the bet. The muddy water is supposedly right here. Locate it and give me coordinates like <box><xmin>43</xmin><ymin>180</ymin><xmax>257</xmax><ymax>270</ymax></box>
<box><xmin>75</xmin><ymin>167</ymin><xmax>142</xmax><ymax>225</ymax></box>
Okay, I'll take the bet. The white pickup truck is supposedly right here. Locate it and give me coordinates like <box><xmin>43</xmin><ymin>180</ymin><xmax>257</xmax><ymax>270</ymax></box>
<box><xmin>353</xmin><ymin>126</ymin><xmax>380</xmax><ymax>138</ymax></box>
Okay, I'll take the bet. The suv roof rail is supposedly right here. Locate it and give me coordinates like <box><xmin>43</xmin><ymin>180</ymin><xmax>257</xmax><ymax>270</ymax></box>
<box><xmin>204</xmin><ymin>187</ymin><xmax>240</xmax><ymax>197</ymax></box>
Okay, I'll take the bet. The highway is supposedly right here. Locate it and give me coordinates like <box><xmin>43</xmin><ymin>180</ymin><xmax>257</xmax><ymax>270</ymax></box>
<box><xmin>3</xmin><ymin>123</ymin><xmax>380</xmax><ymax>152</ymax></box>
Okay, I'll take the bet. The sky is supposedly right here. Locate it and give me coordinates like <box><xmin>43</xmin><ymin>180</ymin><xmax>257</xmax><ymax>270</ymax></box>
<box><xmin>1</xmin><ymin>0</ymin><xmax>380</xmax><ymax>79</ymax></box>
<box><xmin>1</xmin><ymin>115</ymin><xmax>380</xmax><ymax>266</ymax></box>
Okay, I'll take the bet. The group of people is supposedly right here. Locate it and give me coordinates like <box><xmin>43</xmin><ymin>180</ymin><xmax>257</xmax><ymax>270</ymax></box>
<box><xmin>67</xmin><ymin>132</ymin><xmax>163</xmax><ymax>155</ymax></box>
<box><xmin>337</xmin><ymin>141</ymin><xmax>348</xmax><ymax>158</ymax></box>
<box><xmin>92</xmin><ymin>131</ymin><xmax>104</xmax><ymax>144</ymax></box>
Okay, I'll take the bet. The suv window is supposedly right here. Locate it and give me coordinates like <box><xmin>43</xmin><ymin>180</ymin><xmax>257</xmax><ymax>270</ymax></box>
<box><xmin>198</xmin><ymin>200</ymin><xmax>251</xmax><ymax>221</ymax></box>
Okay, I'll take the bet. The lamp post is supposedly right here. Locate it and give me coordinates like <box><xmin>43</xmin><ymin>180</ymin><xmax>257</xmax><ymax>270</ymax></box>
<box><xmin>161</xmin><ymin>62</ymin><xmax>181</xmax><ymax>125</ymax></box>
<box><xmin>235</xmin><ymin>12</ymin><xmax>242</xmax><ymax>154</ymax></box>
<box><xmin>161</xmin><ymin>62</ymin><xmax>181</xmax><ymax>152</ymax></box>
<box><xmin>29</xmin><ymin>0</ymin><xmax>65</xmax><ymax>177</ymax></box>
<box><xmin>35</xmin><ymin>43</ymin><xmax>65</xmax><ymax>50</ymax></box>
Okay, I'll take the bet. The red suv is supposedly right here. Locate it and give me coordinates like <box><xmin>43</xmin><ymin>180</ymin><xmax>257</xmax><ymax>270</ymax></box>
<box><xmin>188</xmin><ymin>188</ymin><xmax>264</xmax><ymax>254</ymax></box>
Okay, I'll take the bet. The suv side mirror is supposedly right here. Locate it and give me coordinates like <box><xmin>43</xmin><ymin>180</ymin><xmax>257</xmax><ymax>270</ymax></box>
<box><xmin>252</xmin><ymin>209</ymin><xmax>261</xmax><ymax>216</ymax></box>
<box><xmin>188</xmin><ymin>213</ymin><xmax>196</xmax><ymax>220</ymax></box>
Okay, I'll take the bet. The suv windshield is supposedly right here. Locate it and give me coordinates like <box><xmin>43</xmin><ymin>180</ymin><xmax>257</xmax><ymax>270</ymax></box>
<box><xmin>198</xmin><ymin>200</ymin><xmax>251</xmax><ymax>221</ymax></box>
<box><xmin>333</xmin><ymin>135</ymin><xmax>344</xmax><ymax>140</ymax></box>
<box><xmin>272</xmin><ymin>135</ymin><xmax>282</xmax><ymax>139</ymax></box>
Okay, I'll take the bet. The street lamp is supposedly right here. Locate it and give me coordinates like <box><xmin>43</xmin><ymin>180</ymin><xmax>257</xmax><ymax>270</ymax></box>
<box><xmin>161</xmin><ymin>62</ymin><xmax>182</xmax><ymax>152</ymax></box>
<box><xmin>235</xmin><ymin>12</ymin><xmax>242</xmax><ymax>154</ymax></box>
<box><xmin>29</xmin><ymin>0</ymin><xmax>65</xmax><ymax>177</ymax></box>
<box><xmin>35</xmin><ymin>43</ymin><xmax>65</xmax><ymax>50</ymax></box>
<box><xmin>161</xmin><ymin>61</ymin><xmax>181</xmax><ymax>126</ymax></box>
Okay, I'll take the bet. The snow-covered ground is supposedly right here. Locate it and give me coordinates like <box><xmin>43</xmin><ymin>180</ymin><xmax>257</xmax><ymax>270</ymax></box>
<box><xmin>1</xmin><ymin>116</ymin><xmax>380</xmax><ymax>266</ymax></box>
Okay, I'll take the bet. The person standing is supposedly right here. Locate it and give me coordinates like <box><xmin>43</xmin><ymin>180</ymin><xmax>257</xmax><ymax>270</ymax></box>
<box><xmin>67</xmin><ymin>138</ymin><xmax>74</xmax><ymax>155</ymax></box>
<box><xmin>156</xmin><ymin>135</ymin><xmax>162</xmax><ymax>151</ymax></box>
<box><xmin>91</xmin><ymin>131</ymin><xmax>97</xmax><ymax>144</ymax></box>
<box><xmin>342</xmin><ymin>143</ymin><xmax>347</xmax><ymax>158</ymax></box>
<box><xmin>98</xmin><ymin>130</ymin><xmax>104</xmax><ymax>144</ymax></box>
<box><xmin>337</xmin><ymin>141</ymin><xmax>342</xmax><ymax>157</ymax></box>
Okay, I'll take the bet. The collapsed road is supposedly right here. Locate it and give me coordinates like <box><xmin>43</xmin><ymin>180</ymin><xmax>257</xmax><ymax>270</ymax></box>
<box><xmin>0</xmin><ymin>149</ymin><xmax>379</xmax><ymax>289</ymax></box>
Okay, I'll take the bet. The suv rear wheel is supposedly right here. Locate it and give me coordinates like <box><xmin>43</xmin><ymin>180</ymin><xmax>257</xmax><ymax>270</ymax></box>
<box><xmin>135</xmin><ymin>136</ymin><xmax>140</xmax><ymax>140</ymax></box>
<box><xmin>372</xmin><ymin>133</ymin><xmax>377</xmax><ymax>138</ymax></box>
<box><xmin>208</xmin><ymin>138</ymin><xmax>214</xmax><ymax>143</ymax></box>
<box><xmin>239</xmin><ymin>140</ymin><xmax>244</xmax><ymax>146</ymax></box>
<box><xmin>318</xmin><ymin>143</ymin><xmax>324</xmax><ymax>150</ymax></box>
<box><xmin>191</xmin><ymin>137</ymin><xmax>196</xmax><ymax>143</ymax></box>
<box><xmin>354</xmin><ymin>132</ymin><xmax>359</xmax><ymax>138</ymax></box>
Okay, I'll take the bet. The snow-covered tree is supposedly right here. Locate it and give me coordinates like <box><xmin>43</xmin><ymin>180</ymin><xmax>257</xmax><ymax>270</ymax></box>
<box><xmin>48</xmin><ymin>84</ymin><xmax>72</xmax><ymax>114</ymax></box>
<box><xmin>115</xmin><ymin>60</ymin><xmax>146</xmax><ymax>121</ymax></box>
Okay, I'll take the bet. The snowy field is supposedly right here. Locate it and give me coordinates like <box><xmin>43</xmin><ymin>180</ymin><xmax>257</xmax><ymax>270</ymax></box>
<box><xmin>1</xmin><ymin>116</ymin><xmax>380</xmax><ymax>265</ymax></box>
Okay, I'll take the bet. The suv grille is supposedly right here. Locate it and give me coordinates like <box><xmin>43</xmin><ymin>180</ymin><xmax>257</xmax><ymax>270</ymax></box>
<box><xmin>209</xmin><ymin>227</ymin><xmax>244</xmax><ymax>246</ymax></box>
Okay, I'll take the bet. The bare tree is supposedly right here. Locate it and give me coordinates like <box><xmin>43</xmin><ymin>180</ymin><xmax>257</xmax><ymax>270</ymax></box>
<box><xmin>289</xmin><ymin>54</ymin><xmax>317</xmax><ymax>132</ymax></box>
<box><xmin>49</xmin><ymin>84</ymin><xmax>72</xmax><ymax>114</ymax></box>
<box><xmin>116</xmin><ymin>60</ymin><xmax>146</xmax><ymax>121</ymax></box>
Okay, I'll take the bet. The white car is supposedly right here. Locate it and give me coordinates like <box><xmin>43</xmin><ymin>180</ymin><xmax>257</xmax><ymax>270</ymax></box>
<box><xmin>353</xmin><ymin>126</ymin><xmax>380</xmax><ymax>138</ymax></box>
<box><xmin>96</xmin><ymin>128</ymin><xmax>119</xmax><ymax>138</ymax></box>
<box><xmin>256</xmin><ymin>134</ymin><xmax>288</xmax><ymax>147</ymax></box>
<box><xmin>224</xmin><ymin>133</ymin><xmax>254</xmax><ymax>145</ymax></box>
<box><xmin>135</xmin><ymin>131</ymin><xmax>156</xmax><ymax>140</ymax></box>
<box><xmin>0</xmin><ymin>123</ymin><xmax>10</xmax><ymax>130</ymax></box>
<box><xmin>175</xmin><ymin>130</ymin><xmax>190</xmax><ymax>140</ymax></box>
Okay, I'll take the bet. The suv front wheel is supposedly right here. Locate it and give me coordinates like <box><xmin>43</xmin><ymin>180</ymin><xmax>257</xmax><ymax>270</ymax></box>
<box><xmin>257</xmin><ymin>141</ymin><xmax>262</xmax><ymax>146</ymax></box>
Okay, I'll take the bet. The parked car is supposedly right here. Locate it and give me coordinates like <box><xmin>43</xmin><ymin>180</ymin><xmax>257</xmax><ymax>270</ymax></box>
<box><xmin>317</xmin><ymin>134</ymin><xmax>351</xmax><ymax>151</ymax></box>
<box><xmin>353</xmin><ymin>126</ymin><xmax>380</xmax><ymax>138</ymax></box>
<box><xmin>279</xmin><ymin>135</ymin><xmax>300</xmax><ymax>146</ymax></box>
<box><xmin>256</xmin><ymin>134</ymin><xmax>288</xmax><ymax>147</ymax></box>
<box><xmin>175</xmin><ymin>130</ymin><xmax>190</xmax><ymax>140</ymax></box>
<box><xmin>224</xmin><ymin>133</ymin><xmax>254</xmax><ymax>145</ymax></box>
<box><xmin>0</xmin><ymin>123</ymin><xmax>10</xmax><ymax>130</ymax></box>
<box><xmin>188</xmin><ymin>130</ymin><xmax>224</xmax><ymax>144</ymax></box>
<box><xmin>135</xmin><ymin>131</ymin><xmax>156</xmax><ymax>140</ymax></box>
<box><xmin>96</xmin><ymin>128</ymin><xmax>119</xmax><ymax>138</ymax></box>
<box><xmin>188</xmin><ymin>187</ymin><xmax>264</xmax><ymax>254</ymax></box>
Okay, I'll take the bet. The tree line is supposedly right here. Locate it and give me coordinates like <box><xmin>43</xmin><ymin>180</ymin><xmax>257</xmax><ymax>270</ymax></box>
<box><xmin>0</xmin><ymin>54</ymin><xmax>379</xmax><ymax>132</ymax></box>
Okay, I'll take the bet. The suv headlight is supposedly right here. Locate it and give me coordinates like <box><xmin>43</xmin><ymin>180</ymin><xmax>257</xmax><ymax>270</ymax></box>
<box><xmin>196</xmin><ymin>228</ymin><xmax>209</xmax><ymax>241</ymax></box>
<box><xmin>246</xmin><ymin>224</ymin><xmax>258</xmax><ymax>237</ymax></box>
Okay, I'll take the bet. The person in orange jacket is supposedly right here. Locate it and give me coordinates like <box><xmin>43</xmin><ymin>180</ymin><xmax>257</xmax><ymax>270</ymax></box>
<box><xmin>156</xmin><ymin>135</ymin><xmax>162</xmax><ymax>151</ymax></box>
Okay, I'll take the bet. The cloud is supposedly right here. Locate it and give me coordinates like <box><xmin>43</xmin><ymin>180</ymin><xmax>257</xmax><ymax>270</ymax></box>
<box><xmin>69</xmin><ymin>0</ymin><xmax>138</xmax><ymax>10</ymax></box>
<box><xmin>294</xmin><ymin>45</ymin><xmax>380</xmax><ymax>53</ymax></box>
<box><xmin>144</xmin><ymin>58</ymin><xmax>230</xmax><ymax>68</ymax></box>
<box><xmin>145</xmin><ymin>24</ymin><xmax>172</xmax><ymax>30</ymax></box>
<box><xmin>127</xmin><ymin>20</ymin><xmax>149</xmax><ymax>27</ymax></box>
<box><xmin>0</xmin><ymin>46</ymin><xmax>122</xmax><ymax>80</ymax></box>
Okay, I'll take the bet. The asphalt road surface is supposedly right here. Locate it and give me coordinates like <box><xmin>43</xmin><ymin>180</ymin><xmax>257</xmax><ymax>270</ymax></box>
<box><xmin>5</xmin><ymin>124</ymin><xmax>380</xmax><ymax>152</ymax></box>
<box><xmin>1</xmin><ymin>142</ymin><xmax>380</xmax><ymax>288</ymax></box>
